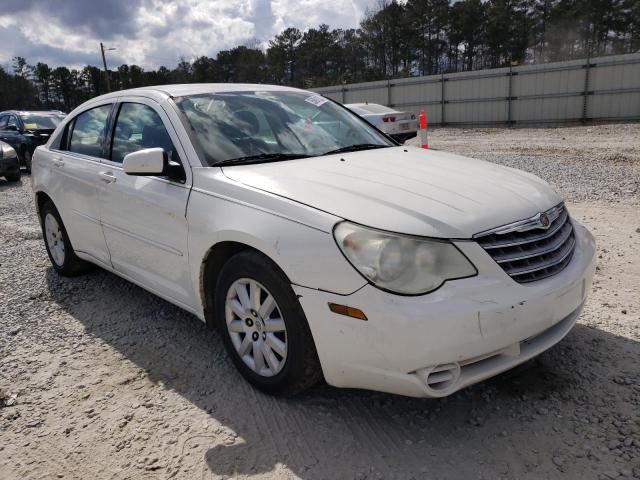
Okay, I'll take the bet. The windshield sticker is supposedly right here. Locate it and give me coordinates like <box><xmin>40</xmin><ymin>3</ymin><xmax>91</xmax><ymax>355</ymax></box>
<box><xmin>305</xmin><ymin>95</ymin><xmax>328</xmax><ymax>107</ymax></box>
<box><xmin>23</xmin><ymin>123</ymin><xmax>38</xmax><ymax>130</ymax></box>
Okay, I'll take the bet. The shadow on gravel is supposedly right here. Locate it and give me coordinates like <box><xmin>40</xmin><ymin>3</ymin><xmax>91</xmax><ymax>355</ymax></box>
<box><xmin>0</xmin><ymin>178</ymin><xmax>25</xmax><ymax>191</ymax></box>
<box><xmin>46</xmin><ymin>267</ymin><xmax>639</xmax><ymax>479</ymax></box>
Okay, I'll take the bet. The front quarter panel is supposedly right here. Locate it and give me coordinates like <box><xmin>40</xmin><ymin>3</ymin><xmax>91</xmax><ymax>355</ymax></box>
<box><xmin>187</xmin><ymin>168</ymin><xmax>368</xmax><ymax>316</ymax></box>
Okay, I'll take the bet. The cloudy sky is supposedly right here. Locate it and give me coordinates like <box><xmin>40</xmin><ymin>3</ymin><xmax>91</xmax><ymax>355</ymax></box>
<box><xmin>0</xmin><ymin>0</ymin><xmax>373</xmax><ymax>71</ymax></box>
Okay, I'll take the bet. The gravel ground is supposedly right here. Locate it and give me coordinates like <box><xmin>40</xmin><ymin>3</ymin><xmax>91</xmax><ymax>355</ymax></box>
<box><xmin>1</xmin><ymin>124</ymin><xmax>639</xmax><ymax>480</ymax></box>
<box><xmin>407</xmin><ymin>123</ymin><xmax>640</xmax><ymax>204</ymax></box>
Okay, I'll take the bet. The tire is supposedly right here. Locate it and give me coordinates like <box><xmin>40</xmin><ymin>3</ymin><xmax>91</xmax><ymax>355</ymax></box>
<box><xmin>40</xmin><ymin>200</ymin><xmax>93</xmax><ymax>276</ymax></box>
<box><xmin>5</xmin><ymin>171</ymin><xmax>20</xmax><ymax>182</ymax></box>
<box><xmin>24</xmin><ymin>149</ymin><xmax>32</xmax><ymax>173</ymax></box>
<box><xmin>214</xmin><ymin>251</ymin><xmax>322</xmax><ymax>396</ymax></box>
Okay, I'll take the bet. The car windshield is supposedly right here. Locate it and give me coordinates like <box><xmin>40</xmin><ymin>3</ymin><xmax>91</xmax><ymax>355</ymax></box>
<box><xmin>174</xmin><ymin>90</ymin><xmax>394</xmax><ymax>166</ymax></box>
<box><xmin>20</xmin><ymin>114</ymin><xmax>64</xmax><ymax>130</ymax></box>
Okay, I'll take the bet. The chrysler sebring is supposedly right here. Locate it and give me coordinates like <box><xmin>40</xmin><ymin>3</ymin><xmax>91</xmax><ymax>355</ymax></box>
<box><xmin>31</xmin><ymin>84</ymin><xmax>596</xmax><ymax>397</ymax></box>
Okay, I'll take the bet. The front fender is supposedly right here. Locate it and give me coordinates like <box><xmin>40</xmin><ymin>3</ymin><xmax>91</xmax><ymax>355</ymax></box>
<box><xmin>186</xmin><ymin>184</ymin><xmax>367</xmax><ymax>318</ymax></box>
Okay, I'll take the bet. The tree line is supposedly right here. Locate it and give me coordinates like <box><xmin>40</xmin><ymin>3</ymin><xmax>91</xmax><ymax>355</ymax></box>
<box><xmin>1</xmin><ymin>0</ymin><xmax>637</xmax><ymax>112</ymax></box>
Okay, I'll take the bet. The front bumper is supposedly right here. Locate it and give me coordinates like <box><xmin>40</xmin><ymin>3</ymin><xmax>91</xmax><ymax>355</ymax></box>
<box><xmin>0</xmin><ymin>156</ymin><xmax>20</xmax><ymax>176</ymax></box>
<box><xmin>294</xmin><ymin>221</ymin><xmax>596</xmax><ymax>397</ymax></box>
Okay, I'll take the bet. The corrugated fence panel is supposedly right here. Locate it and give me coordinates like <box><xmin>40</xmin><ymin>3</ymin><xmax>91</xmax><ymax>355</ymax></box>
<box><xmin>391</xmin><ymin>76</ymin><xmax>443</xmax><ymax>123</ymax></box>
<box><xmin>345</xmin><ymin>85</ymin><xmax>388</xmax><ymax>105</ymax></box>
<box><xmin>313</xmin><ymin>53</ymin><xmax>640</xmax><ymax>126</ymax></box>
<box><xmin>588</xmin><ymin>54</ymin><xmax>640</xmax><ymax>120</ymax></box>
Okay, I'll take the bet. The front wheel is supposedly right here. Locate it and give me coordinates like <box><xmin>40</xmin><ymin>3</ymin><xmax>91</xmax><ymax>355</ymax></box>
<box><xmin>214</xmin><ymin>251</ymin><xmax>322</xmax><ymax>396</ymax></box>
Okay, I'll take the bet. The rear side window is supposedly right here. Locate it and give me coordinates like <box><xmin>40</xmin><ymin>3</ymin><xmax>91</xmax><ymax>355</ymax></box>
<box><xmin>0</xmin><ymin>116</ymin><xmax>8</xmax><ymax>128</ymax></box>
<box><xmin>110</xmin><ymin>103</ymin><xmax>179</xmax><ymax>164</ymax></box>
<box><xmin>68</xmin><ymin>105</ymin><xmax>112</xmax><ymax>158</ymax></box>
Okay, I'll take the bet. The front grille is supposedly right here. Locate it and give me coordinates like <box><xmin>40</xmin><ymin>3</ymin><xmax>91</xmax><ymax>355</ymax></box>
<box><xmin>475</xmin><ymin>203</ymin><xmax>576</xmax><ymax>283</ymax></box>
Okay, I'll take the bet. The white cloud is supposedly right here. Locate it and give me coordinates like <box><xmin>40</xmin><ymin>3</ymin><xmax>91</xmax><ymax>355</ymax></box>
<box><xmin>0</xmin><ymin>0</ymin><xmax>375</xmax><ymax>71</ymax></box>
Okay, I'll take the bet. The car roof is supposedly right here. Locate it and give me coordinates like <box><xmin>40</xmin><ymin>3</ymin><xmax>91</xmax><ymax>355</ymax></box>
<box><xmin>88</xmin><ymin>83</ymin><xmax>310</xmax><ymax>104</ymax></box>
<box><xmin>0</xmin><ymin>110</ymin><xmax>65</xmax><ymax>116</ymax></box>
<box><xmin>59</xmin><ymin>83</ymin><xmax>322</xmax><ymax>126</ymax></box>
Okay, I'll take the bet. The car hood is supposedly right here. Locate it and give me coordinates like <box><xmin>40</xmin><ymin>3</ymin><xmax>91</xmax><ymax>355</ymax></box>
<box><xmin>220</xmin><ymin>146</ymin><xmax>562</xmax><ymax>238</ymax></box>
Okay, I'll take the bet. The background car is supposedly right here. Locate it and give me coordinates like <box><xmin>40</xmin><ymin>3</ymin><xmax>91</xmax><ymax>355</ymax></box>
<box><xmin>345</xmin><ymin>103</ymin><xmax>417</xmax><ymax>143</ymax></box>
<box><xmin>0</xmin><ymin>140</ymin><xmax>21</xmax><ymax>182</ymax></box>
<box><xmin>0</xmin><ymin>110</ymin><xmax>66</xmax><ymax>172</ymax></box>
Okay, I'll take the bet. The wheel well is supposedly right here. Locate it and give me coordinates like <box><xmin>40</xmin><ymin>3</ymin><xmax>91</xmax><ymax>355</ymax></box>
<box><xmin>35</xmin><ymin>191</ymin><xmax>53</xmax><ymax>222</ymax></box>
<box><xmin>201</xmin><ymin>241</ymin><xmax>258</xmax><ymax>329</ymax></box>
<box><xmin>200</xmin><ymin>241</ymin><xmax>293</xmax><ymax>329</ymax></box>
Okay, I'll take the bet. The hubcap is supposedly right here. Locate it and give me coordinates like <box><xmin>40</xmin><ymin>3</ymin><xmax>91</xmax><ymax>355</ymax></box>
<box><xmin>44</xmin><ymin>213</ymin><xmax>65</xmax><ymax>267</ymax></box>
<box><xmin>225</xmin><ymin>278</ymin><xmax>287</xmax><ymax>377</ymax></box>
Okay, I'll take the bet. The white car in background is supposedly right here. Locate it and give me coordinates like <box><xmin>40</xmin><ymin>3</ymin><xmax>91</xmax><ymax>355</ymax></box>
<box><xmin>345</xmin><ymin>103</ymin><xmax>417</xmax><ymax>143</ymax></box>
<box><xmin>32</xmin><ymin>84</ymin><xmax>596</xmax><ymax>398</ymax></box>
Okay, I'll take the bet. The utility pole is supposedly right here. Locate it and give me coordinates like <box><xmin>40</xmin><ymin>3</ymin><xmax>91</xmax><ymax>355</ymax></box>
<box><xmin>582</xmin><ymin>29</ymin><xmax>593</xmax><ymax>124</ymax></box>
<box><xmin>100</xmin><ymin>42</ymin><xmax>115</xmax><ymax>92</ymax></box>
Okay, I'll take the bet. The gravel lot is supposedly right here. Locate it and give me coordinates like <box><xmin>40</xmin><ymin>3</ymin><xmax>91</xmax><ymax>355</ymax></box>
<box><xmin>1</xmin><ymin>124</ymin><xmax>639</xmax><ymax>480</ymax></box>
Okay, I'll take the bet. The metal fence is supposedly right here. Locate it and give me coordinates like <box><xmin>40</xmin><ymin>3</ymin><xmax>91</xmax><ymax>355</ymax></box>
<box><xmin>313</xmin><ymin>52</ymin><xmax>640</xmax><ymax>126</ymax></box>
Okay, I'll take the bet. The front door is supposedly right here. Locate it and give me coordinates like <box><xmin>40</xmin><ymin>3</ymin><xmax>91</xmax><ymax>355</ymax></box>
<box><xmin>97</xmin><ymin>99</ymin><xmax>195</xmax><ymax>308</ymax></box>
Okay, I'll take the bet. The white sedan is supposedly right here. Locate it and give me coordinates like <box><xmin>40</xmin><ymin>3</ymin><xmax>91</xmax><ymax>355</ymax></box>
<box><xmin>32</xmin><ymin>84</ymin><xmax>596</xmax><ymax>397</ymax></box>
<box><xmin>345</xmin><ymin>103</ymin><xmax>417</xmax><ymax>143</ymax></box>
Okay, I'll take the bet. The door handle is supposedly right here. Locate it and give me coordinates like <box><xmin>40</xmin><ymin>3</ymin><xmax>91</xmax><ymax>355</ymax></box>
<box><xmin>99</xmin><ymin>171</ymin><xmax>116</xmax><ymax>184</ymax></box>
<box><xmin>52</xmin><ymin>158</ymin><xmax>65</xmax><ymax>168</ymax></box>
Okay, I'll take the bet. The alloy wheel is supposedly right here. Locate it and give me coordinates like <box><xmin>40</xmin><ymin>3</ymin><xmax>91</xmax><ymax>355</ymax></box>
<box><xmin>225</xmin><ymin>278</ymin><xmax>288</xmax><ymax>377</ymax></box>
<box><xmin>44</xmin><ymin>213</ymin><xmax>65</xmax><ymax>266</ymax></box>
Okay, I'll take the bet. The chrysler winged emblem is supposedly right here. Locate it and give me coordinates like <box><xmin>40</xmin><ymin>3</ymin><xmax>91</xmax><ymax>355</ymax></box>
<box><xmin>539</xmin><ymin>212</ymin><xmax>550</xmax><ymax>228</ymax></box>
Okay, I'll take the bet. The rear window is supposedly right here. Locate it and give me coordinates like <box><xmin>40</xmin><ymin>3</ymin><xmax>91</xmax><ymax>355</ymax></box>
<box><xmin>20</xmin><ymin>114</ymin><xmax>64</xmax><ymax>130</ymax></box>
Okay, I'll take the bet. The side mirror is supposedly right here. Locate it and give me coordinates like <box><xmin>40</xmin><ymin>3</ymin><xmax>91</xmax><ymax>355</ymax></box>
<box><xmin>6</xmin><ymin>124</ymin><xmax>18</xmax><ymax>131</ymax></box>
<box><xmin>123</xmin><ymin>148</ymin><xmax>167</xmax><ymax>176</ymax></box>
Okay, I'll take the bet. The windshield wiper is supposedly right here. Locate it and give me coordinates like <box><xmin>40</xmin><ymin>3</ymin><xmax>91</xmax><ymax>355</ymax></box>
<box><xmin>321</xmin><ymin>144</ymin><xmax>390</xmax><ymax>156</ymax></box>
<box><xmin>215</xmin><ymin>152</ymin><xmax>312</xmax><ymax>166</ymax></box>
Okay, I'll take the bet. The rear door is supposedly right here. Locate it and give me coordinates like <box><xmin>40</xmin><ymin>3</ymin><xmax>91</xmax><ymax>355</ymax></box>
<box><xmin>97</xmin><ymin>98</ymin><xmax>194</xmax><ymax>308</ymax></box>
<box><xmin>48</xmin><ymin>103</ymin><xmax>114</xmax><ymax>266</ymax></box>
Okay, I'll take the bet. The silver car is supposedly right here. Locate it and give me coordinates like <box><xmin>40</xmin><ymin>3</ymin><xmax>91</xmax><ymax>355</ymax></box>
<box><xmin>346</xmin><ymin>103</ymin><xmax>417</xmax><ymax>143</ymax></box>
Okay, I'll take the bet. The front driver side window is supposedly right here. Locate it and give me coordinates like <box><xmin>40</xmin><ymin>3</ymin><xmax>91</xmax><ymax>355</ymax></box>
<box><xmin>111</xmin><ymin>103</ymin><xmax>180</xmax><ymax>165</ymax></box>
<box><xmin>68</xmin><ymin>104</ymin><xmax>112</xmax><ymax>158</ymax></box>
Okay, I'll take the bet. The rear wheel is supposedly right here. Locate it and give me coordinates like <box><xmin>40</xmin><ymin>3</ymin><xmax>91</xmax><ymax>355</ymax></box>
<box><xmin>214</xmin><ymin>251</ymin><xmax>322</xmax><ymax>396</ymax></box>
<box><xmin>40</xmin><ymin>200</ymin><xmax>93</xmax><ymax>276</ymax></box>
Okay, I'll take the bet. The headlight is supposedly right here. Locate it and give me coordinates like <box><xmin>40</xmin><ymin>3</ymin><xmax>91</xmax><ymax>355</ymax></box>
<box><xmin>333</xmin><ymin>222</ymin><xmax>476</xmax><ymax>295</ymax></box>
